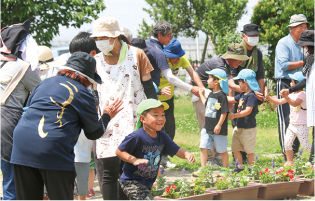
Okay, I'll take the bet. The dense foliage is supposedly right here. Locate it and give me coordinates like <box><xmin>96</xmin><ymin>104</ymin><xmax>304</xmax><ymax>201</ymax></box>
<box><xmin>138</xmin><ymin>0</ymin><xmax>248</xmax><ymax>63</ymax></box>
<box><xmin>1</xmin><ymin>0</ymin><xmax>106</xmax><ymax>46</ymax></box>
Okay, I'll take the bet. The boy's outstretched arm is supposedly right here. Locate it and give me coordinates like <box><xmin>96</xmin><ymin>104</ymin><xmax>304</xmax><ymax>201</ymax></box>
<box><xmin>116</xmin><ymin>148</ymin><xmax>149</xmax><ymax>166</ymax></box>
<box><xmin>228</xmin><ymin>106</ymin><xmax>253</xmax><ymax>120</ymax></box>
<box><xmin>214</xmin><ymin>112</ymin><xmax>227</xmax><ymax>134</ymax></box>
<box><xmin>265</xmin><ymin>86</ymin><xmax>287</xmax><ymax>105</ymax></box>
<box><xmin>227</xmin><ymin>96</ymin><xmax>237</xmax><ymax>104</ymax></box>
<box><xmin>175</xmin><ymin>148</ymin><xmax>195</xmax><ymax>163</ymax></box>
<box><xmin>199</xmin><ymin>88</ymin><xmax>207</xmax><ymax>105</ymax></box>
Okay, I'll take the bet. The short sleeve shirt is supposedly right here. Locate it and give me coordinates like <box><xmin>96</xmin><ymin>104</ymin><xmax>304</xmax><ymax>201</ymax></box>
<box><xmin>289</xmin><ymin>91</ymin><xmax>307</xmax><ymax>125</ymax></box>
<box><xmin>118</xmin><ymin>128</ymin><xmax>180</xmax><ymax>188</ymax></box>
<box><xmin>234</xmin><ymin>91</ymin><xmax>258</xmax><ymax>128</ymax></box>
<box><xmin>145</xmin><ymin>38</ymin><xmax>170</xmax><ymax>86</ymax></box>
<box><xmin>158</xmin><ymin>55</ymin><xmax>191</xmax><ymax>101</ymax></box>
<box><xmin>10</xmin><ymin>75</ymin><xmax>100</xmax><ymax>171</ymax></box>
<box><xmin>193</xmin><ymin>55</ymin><xmax>232</xmax><ymax>87</ymax></box>
<box><xmin>204</xmin><ymin>91</ymin><xmax>229</xmax><ymax>135</ymax></box>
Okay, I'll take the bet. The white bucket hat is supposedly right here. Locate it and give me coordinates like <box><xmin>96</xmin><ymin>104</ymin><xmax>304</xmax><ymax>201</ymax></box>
<box><xmin>38</xmin><ymin>45</ymin><xmax>66</xmax><ymax>70</ymax></box>
<box><xmin>90</xmin><ymin>17</ymin><xmax>122</xmax><ymax>38</ymax></box>
<box><xmin>287</xmin><ymin>14</ymin><xmax>310</xmax><ymax>28</ymax></box>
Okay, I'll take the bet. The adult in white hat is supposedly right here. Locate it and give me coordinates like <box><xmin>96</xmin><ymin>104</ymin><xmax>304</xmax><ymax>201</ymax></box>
<box><xmin>274</xmin><ymin>14</ymin><xmax>309</xmax><ymax>159</ymax></box>
<box><xmin>91</xmin><ymin>16</ymin><xmax>157</xmax><ymax>200</ymax></box>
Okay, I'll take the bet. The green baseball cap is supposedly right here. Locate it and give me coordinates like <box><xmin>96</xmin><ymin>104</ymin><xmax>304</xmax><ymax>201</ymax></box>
<box><xmin>221</xmin><ymin>43</ymin><xmax>249</xmax><ymax>61</ymax></box>
<box><xmin>135</xmin><ymin>99</ymin><xmax>169</xmax><ymax>131</ymax></box>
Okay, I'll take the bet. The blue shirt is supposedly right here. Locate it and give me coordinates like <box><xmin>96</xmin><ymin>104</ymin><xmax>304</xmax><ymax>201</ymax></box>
<box><xmin>234</xmin><ymin>91</ymin><xmax>258</xmax><ymax>128</ymax></box>
<box><xmin>118</xmin><ymin>127</ymin><xmax>180</xmax><ymax>188</ymax></box>
<box><xmin>145</xmin><ymin>38</ymin><xmax>170</xmax><ymax>86</ymax></box>
<box><xmin>10</xmin><ymin>76</ymin><xmax>100</xmax><ymax>171</ymax></box>
<box><xmin>275</xmin><ymin>34</ymin><xmax>304</xmax><ymax>79</ymax></box>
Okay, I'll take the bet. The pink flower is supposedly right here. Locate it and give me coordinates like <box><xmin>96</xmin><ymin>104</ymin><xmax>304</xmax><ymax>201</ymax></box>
<box><xmin>280</xmin><ymin>167</ymin><xmax>284</xmax><ymax>172</ymax></box>
<box><xmin>171</xmin><ymin>184</ymin><xmax>177</xmax><ymax>189</ymax></box>
<box><xmin>259</xmin><ymin>171</ymin><xmax>262</xmax><ymax>175</ymax></box>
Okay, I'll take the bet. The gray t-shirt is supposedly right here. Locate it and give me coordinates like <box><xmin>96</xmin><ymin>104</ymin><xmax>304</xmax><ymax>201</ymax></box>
<box><xmin>1</xmin><ymin>60</ymin><xmax>41</xmax><ymax>108</ymax></box>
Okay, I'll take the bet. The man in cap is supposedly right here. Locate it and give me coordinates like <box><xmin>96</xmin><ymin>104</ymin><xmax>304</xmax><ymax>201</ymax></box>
<box><xmin>191</xmin><ymin>43</ymin><xmax>249</xmax><ymax>169</ymax></box>
<box><xmin>0</xmin><ymin>20</ymin><xmax>42</xmax><ymax>200</ymax></box>
<box><xmin>230</xmin><ymin>23</ymin><xmax>265</xmax><ymax>163</ymax></box>
<box><xmin>275</xmin><ymin>14</ymin><xmax>309</xmax><ymax>158</ymax></box>
<box><xmin>145</xmin><ymin>21</ymin><xmax>200</xmax><ymax>97</ymax></box>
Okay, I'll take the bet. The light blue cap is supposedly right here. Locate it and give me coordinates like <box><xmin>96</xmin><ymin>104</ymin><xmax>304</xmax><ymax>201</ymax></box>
<box><xmin>233</xmin><ymin>69</ymin><xmax>260</xmax><ymax>91</ymax></box>
<box><xmin>288</xmin><ymin>71</ymin><xmax>305</xmax><ymax>82</ymax></box>
<box><xmin>205</xmin><ymin>69</ymin><xmax>229</xmax><ymax>94</ymax></box>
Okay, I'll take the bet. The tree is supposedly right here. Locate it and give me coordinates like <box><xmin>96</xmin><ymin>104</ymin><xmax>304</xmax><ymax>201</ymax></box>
<box><xmin>137</xmin><ymin>0</ymin><xmax>248</xmax><ymax>64</ymax></box>
<box><xmin>1</xmin><ymin>0</ymin><xmax>106</xmax><ymax>46</ymax></box>
<box><xmin>251</xmin><ymin>0</ymin><xmax>314</xmax><ymax>81</ymax></box>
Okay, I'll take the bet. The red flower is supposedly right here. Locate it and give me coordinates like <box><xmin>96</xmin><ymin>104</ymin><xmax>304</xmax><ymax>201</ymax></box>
<box><xmin>165</xmin><ymin>185</ymin><xmax>171</xmax><ymax>194</ymax></box>
<box><xmin>276</xmin><ymin>171</ymin><xmax>279</xmax><ymax>174</ymax></box>
<box><xmin>171</xmin><ymin>184</ymin><xmax>177</xmax><ymax>189</ymax></box>
<box><xmin>265</xmin><ymin>168</ymin><xmax>269</xmax><ymax>172</ymax></box>
<box><xmin>286</xmin><ymin>174</ymin><xmax>289</xmax><ymax>177</ymax></box>
<box><xmin>259</xmin><ymin>171</ymin><xmax>262</xmax><ymax>175</ymax></box>
<box><xmin>288</xmin><ymin>169</ymin><xmax>294</xmax><ymax>174</ymax></box>
<box><xmin>289</xmin><ymin>174</ymin><xmax>294</xmax><ymax>179</ymax></box>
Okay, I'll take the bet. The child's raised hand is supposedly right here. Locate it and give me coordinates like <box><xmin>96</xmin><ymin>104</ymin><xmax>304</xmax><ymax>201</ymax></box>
<box><xmin>132</xmin><ymin>158</ymin><xmax>149</xmax><ymax>166</ymax></box>
<box><xmin>185</xmin><ymin>152</ymin><xmax>195</xmax><ymax>163</ymax></box>
<box><xmin>214</xmin><ymin>124</ymin><xmax>221</xmax><ymax>134</ymax></box>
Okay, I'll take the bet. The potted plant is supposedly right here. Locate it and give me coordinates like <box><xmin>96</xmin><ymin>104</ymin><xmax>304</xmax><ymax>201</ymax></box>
<box><xmin>152</xmin><ymin>167</ymin><xmax>167</xmax><ymax>196</ymax></box>
<box><xmin>207</xmin><ymin>171</ymin><xmax>261</xmax><ymax>200</ymax></box>
<box><xmin>154</xmin><ymin>178</ymin><xmax>218</xmax><ymax>200</ymax></box>
<box><xmin>251</xmin><ymin>165</ymin><xmax>303</xmax><ymax>200</ymax></box>
<box><xmin>295</xmin><ymin>164</ymin><xmax>315</xmax><ymax>196</ymax></box>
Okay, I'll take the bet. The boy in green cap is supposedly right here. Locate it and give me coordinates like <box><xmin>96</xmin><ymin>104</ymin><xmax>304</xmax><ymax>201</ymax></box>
<box><xmin>116</xmin><ymin>99</ymin><xmax>195</xmax><ymax>200</ymax></box>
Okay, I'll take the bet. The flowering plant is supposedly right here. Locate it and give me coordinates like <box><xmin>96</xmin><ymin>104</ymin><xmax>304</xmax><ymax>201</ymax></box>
<box><xmin>302</xmin><ymin>164</ymin><xmax>315</xmax><ymax>179</ymax></box>
<box><xmin>151</xmin><ymin>167</ymin><xmax>167</xmax><ymax>196</ymax></box>
<box><xmin>251</xmin><ymin>155</ymin><xmax>263</xmax><ymax>180</ymax></box>
<box><xmin>214</xmin><ymin>177</ymin><xmax>230</xmax><ymax>190</ymax></box>
<box><xmin>275</xmin><ymin>165</ymin><xmax>294</xmax><ymax>182</ymax></box>
<box><xmin>258</xmin><ymin>168</ymin><xmax>275</xmax><ymax>184</ymax></box>
<box><xmin>192</xmin><ymin>184</ymin><xmax>205</xmax><ymax>195</ymax></box>
<box><xmin>294</xmin><ymin>149</ymin><xmax>307</xmax><ymax>175</ymax></box>
<box><xmin>165</xmin><ymin>184</ymin><xmax>180</xmax><ymax>199</ymax></box>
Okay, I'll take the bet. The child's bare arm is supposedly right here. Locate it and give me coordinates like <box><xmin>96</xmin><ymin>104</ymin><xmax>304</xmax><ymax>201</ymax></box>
<box><xmin>214</xmin><ymin>112</ymin><xmax>227</xmax><ymax>134</ymax></box>
<box><xmin>115</xmin><ymin>148</ymin><xmax>149</xmax><ymax>166</ymax></box>
<box><xmin>283</xmin><ymin>95</ymin><xmax>303</xmax><ymax>107</ymax></box>
<box><xmin>199</xmin><ymin>88</ymin><xmax>206</xmax><ymax>105</ymax></box>
<box><xmin>228</xmin><ymin>106</ymin><xmax>253</xmax><ymax>120</ymax></box>
<box><xmin>175</xmin><ymin>148</ymin><xmax>195</xmax><ymax>163</ymax></box>
<box><xmin>227</xmin><ymin>96</ymin><xmax>237</xmax><ymax>104</ymax></box>
<box><xmin>265</xmin><ymin>86</ymin><xmax>287</xmax><ymax>105</ymax></box>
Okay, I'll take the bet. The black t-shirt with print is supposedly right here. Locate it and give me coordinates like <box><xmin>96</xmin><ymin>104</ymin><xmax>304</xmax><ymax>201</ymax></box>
<box><xmin>204</xmin><ymin>91</ymin><xmax>229</xmax><ymax>136</ymax></box>
<box><xmin>234</xmin><ymin>91</ymin><xmax>258</xmax><ymax>128</ymax></box>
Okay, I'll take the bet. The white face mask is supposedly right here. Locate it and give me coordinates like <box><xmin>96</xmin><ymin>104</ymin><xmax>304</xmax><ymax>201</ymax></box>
<box><xmin>95</xmin><ymin>39</ymin><xmax>115</xmax><ymax>54</ymax></box>
<box><xmin>302</xmin><ymin>47</ymin><xmax>309</xmax><ymax>56</ymax></box>
<box><xmin>246</xmin><ymin>36</ymin><xmax>259</xmax><ymax>46</ymax></box>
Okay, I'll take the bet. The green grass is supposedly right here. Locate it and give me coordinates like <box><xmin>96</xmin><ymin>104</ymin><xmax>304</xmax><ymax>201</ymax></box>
<box><xmin>169</xmin><ymin>92</ymin><xmax>312</xmax><ymax>171</ymax></box>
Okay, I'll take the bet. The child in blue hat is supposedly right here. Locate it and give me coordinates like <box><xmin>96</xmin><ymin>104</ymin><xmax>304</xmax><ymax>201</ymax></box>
<box><xmin>227</xmin><ymin>69</ymin><xmax>259</xmax><ymax>172</ymax></box>
<box><xmin>265</xmin><ymin>71</ymin><xmax>310</xmax><ymax>166</ymax></box>
<box><xmin>194</xmin><ymin>69</ymin><xmax>229</xmax><ymax>177</ymax></box>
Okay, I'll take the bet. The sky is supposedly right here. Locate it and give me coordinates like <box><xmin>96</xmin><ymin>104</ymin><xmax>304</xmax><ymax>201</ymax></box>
<box><xmin>51</xmin><ymin>0</ymin><xmax>259</xmax><ymax>46</ymax></box>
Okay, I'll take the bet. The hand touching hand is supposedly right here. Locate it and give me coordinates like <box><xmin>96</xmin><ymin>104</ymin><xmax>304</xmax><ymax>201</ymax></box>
<box><xmin>102</xmin><ymin>98</ymin><xmax>124</xmax><ymax>119</ymax></box>
<box><xmin>161</xmin><ymin>86</ymin><xmax>171</xmax><ymax>98</ymax></box>
<box><xmin>191</xmin><ymin>86</ymin><xmax>200</xmax><ymax>97</ymax></box>
<box><xmin>255</xmin><ymin>91</ymin><xmax>265</xmax><ymax>101</ymax></box>
<box><xmin>280</xmin><ymin>89</ymin><xmax>289</xmax><ymax>97</ymax></box>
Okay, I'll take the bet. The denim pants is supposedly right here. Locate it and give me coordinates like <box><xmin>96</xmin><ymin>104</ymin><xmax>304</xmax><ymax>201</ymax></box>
<box><xmin>1</xmin><ymin>159</ymin><xmax>16</xmax><ymax>200</ymax></box>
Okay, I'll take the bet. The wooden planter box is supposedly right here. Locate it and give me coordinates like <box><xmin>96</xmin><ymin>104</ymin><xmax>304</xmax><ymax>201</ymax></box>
<box><xmin>249</xmin><ymin>180</ymin><xmax>303</xmax><ymax>200</ymax></box>
<box><xmin>206</xmin><ymin>184</ymin><xmax>261</xmax><ymax>200</ymax></box>
<box><xmin>294</xmin><ymin>178</ymin><xmax>314</xmax><ymax>196</ymax></box>
<box><xmin>154</xmin><ymin>191</ymin><xmax>218</xmax><ymax>200</ymax></box>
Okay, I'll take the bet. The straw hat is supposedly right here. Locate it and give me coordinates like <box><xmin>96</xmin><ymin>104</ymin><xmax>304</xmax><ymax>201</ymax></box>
<box><xmin>38</xmin><ymin>46</ymin><xmax>66</xmax><ymax>70</ymax></box>
<box><xmin>90</xmin><ymin>17</ymin><xmax>122</xmax><ymax>38</ymax></box>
